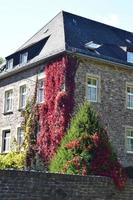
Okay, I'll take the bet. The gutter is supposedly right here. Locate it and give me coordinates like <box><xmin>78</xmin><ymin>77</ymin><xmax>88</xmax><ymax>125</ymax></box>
<box><xmin>1</xmin><ymin>48</ymin><xmax>133</xmax><ymax>81</ymax></box>
<box><xmin>66</xmin><ymin>48</ymin><xmax>133</xmax><ymax>71</ymax></box>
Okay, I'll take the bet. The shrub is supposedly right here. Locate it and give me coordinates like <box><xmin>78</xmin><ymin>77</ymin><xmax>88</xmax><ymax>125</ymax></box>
<box><xmin>49</xmin><ymin>101</ymin><xmax>127</xmax><ymax>190</ymax></box>
<box><xmin>49</xmin><ymin>101</ymin><xmax>100</xmax><ymax>173</ymax></box>
<box><xmin>0</xmin><ymin>152</ymin><xmax>25</xmax><ymax>170</ymax></box>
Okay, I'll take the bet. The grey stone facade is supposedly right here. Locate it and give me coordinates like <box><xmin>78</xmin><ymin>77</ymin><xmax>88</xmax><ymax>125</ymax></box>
<box><xmin>75</xmin><ymin>57</ymin><xmax>133</xmax><ymax>166</ymax></box>
<box><xmin>0</xmin><ymin>64</ymin><xmax>45</xmax><ymax>152</ymax></box>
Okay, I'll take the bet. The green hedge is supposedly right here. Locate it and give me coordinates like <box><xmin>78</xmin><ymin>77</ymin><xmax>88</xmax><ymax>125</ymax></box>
<box><xmin>0</xmin><ymin>152</ymin><xmax>25</xmax><ymax>170</ymax></box>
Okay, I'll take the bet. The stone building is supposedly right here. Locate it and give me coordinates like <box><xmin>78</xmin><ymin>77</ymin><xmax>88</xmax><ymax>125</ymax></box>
<box><xmin>0</xmin><ymin>11</ymin><xmax>133</xmax><ymax>166</ymax></box>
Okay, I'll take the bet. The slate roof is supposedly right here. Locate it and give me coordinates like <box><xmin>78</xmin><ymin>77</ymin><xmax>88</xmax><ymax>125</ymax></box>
<box><xmin>3</xmin><ymin>11</ymin><xmax>133</xmax><ymax>73</ymax></box>
<box><xmin>5</xmin><ymin>11</ymin><xmax>65</xmax><ymax>66</ymax></box>
<box><xmin>63</xmin><ymin>11</ymin><xmax>133</xmax><ymax>66</ymax></box>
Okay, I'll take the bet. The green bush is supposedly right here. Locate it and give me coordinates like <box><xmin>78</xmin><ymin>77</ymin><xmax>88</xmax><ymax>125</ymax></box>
<box><xmin>49</xmin><ymin>101</ymin><xmax>127</xmax><ymax>190</ymax></box>
<box><xmin>49</xmin><ymin>101</ymin><xmax>101</xmax><ymax>173</ymax></box>
<box><xmin>0</xmin><ymin>152</ymin><xmax>25</xmax><ymax>170</ymax></box>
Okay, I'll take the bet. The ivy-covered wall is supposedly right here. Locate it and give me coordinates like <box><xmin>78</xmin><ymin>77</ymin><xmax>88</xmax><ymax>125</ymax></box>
<box><xmin>37</xmin><ymin>55</ymin><xmax>78</xmax><ymax>163</ymax></box>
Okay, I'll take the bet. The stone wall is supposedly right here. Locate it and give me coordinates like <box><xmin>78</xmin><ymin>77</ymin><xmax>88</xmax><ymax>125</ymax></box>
<box><xmin>0</xmin><ymin>170</ymin><xmax>132</xmax><ymax>200</ymax></box>
<box><xmin>75</xmin><ymin>58</ymin><xmax>133</xmax><ymax>166</ymax></box>
<box><xmin>0</xmin><ymin>64</ymin><xmax>44</xmax><ymax>152</ymax></box>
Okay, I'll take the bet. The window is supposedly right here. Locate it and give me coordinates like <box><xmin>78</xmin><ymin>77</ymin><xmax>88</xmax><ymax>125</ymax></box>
<box><xmin>20</xmin><ymin>52</ymin><xmax>28</xmax><ymax>65</ymax></box>
<box><xmin>37</xmin><ymin>79</ymin><xmax>44</xmax><ymax>103</ymax></box>
<box><xmin>17</xmin><ymin>128</ymin><xmax>24</xmax><ymax>147</ymax></box>
<box><xmin>4</xmin><ymin>89</ymin><xmax>13</xmax><ymax>113</ymax></box>
<box><xmin>2</xmin><ymin>130</ymin><xmax>10</xmax><ymax>152</ymax></box>
<box><xmin>86</xmin><ymin>76</ymin><xmax>99</xmax><ymax>102</ymax></box>
<box><xmin>85</xmin><ymin>41</ymin><xmax>101</xmax><ymax>50</ymax></box>
<box><xmin>6</xmin><ymin>59</ymin><xmax>13</xmax><ymax>70</ymax></box>
<box><xmin>126</xmin><ymin>128</ymin><xmax>133</xmax><ymax>153</ymax></box>
<box><xmin>127</xmin><ymin>85</ymin><xmax>133</xmax><ymax>109</ymax></box>
<box><xmin>19</xmin><ymin>85</ymin><xmax>27</xmax><ymax>109</ymax></box>
<box><xmin>127</xmin><ymin>52</ymin><xmax>133</xmax><ymax>63</ymax></box>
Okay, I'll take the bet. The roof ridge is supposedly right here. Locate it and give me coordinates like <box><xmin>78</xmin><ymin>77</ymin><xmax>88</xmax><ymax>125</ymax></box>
<box><xmin>63</xmin><ymin>10</ymin><xmax>133</xmax><ymax>35</ymax></box>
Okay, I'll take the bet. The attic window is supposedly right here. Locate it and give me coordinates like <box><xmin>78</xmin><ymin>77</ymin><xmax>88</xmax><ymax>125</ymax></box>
<box><xmin>127</xmin><ymin>52</ymin><xmax>133</xmax><ymax>63</ymax></box>
<box><xmin>6</xmin><ymin>59</ymin><xmax>13</xmax><ymax>70</ymax></box>
<box><xmin>20</xmin><ymin>52</ymin><xmax>28</xmax><ymax>65</ymax></box>
<box><xmin>85</xmin><ymin>41</ymin><xmax>101</xmax><ymax>50</ymax></box>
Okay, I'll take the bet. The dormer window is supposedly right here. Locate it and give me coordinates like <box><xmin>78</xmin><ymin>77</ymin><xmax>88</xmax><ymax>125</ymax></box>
<box><xmin>85</xmin><ymin>41</ymin><xmax>101</xmax><ymax>51</ymax></box>
<box><xmin>7</xmin><ymin>59</ymin><xmax>13</xmax><ymax>70</ymax></box>
<box><xmin>20</xmin><ymin>52</ymin><xmax>28</xmax><ymax>65</ymax></box>
<box><xmin>127</xmin><ymin>51</ymin><xmax>133</xmax><ymax>63</ymax></box>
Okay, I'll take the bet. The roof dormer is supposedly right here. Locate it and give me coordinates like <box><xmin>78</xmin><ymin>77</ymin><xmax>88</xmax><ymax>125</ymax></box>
<box><xmin>85</xmin><ymin>41</ymin><xmax>101</xmax><ymax>51</ymax></box>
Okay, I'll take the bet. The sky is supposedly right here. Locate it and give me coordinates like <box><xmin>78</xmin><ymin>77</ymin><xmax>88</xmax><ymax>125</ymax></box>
<box><xmin>0</xmin><ymin>0</ymin><xmax>133</xmax><ymax>58</ymax></box>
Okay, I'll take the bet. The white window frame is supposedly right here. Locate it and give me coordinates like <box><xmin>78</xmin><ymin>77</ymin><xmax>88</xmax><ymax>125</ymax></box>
<box><xmin>86</xmin><ymin>75</ymin><xmax>100</xmax><ymax>103</ymax></box>
<box><xmin>4</xmin><ymin>89</ymin><xmax>13</xmax><ymax>113</ymax></box>
<box><xmin>17</xmin><ymin>127</ymin><xmax>24</xmax><ymax>147</ymax></box>
<box><xmin>126</xmin><ymin>84</ymin><xmax>133</xmax><ymax>109</ymax></box>
<box><xmin>2</xmin><ymin>129</ymin><xmax>10</xmax><ymax>153</ymax></box>
<box><xmin>37</xmin><ymin>79</ymin><xmax>44</xmax><ymax>103</ymax></box>
<box><xmin>126</xmin><ymin>128</ymin><xmax>133</xmax><ymax>154</ymax></box>
<box><xmin>6</xmin><ymin>58</ymin><xmax>13</xmax><ymax>70</ymax></box>
<box><xmin>20</xmin><ymin>52</ymin><xmax>28</xmax><ymax>65</ymax></box>
<box><xmin>19</xmin><ymin>85</ymin><xmax>27</xmax><ymax>109</ymax></box>
<box><xmin>127</xmin><ymin>51</ymin><xmax>133</xmax><ymax>63</ymax></box>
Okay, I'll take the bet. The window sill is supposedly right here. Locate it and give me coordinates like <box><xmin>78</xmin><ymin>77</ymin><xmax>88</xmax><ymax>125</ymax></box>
<box><xmin>37</xmin><ymin>101</ymin><xmax>45</xmax><ymax>104</ymax></box>
<box><xmin>86</xmin><ymin>99</ymin><xmax>99</xmax><ymax>103</ymax></box>
<box><xmin>127</xmin><ymin>151</ymin><xmax>133</xmax><ymax>154</ymax></box>
<box><xmin>19</xmin><ymin>62</ymin><xmax>28</xmax><ymax>67</ymax></box>
<box><xmin>18</xmin><ymin>108</ymin><xmax>26</xmax><ymax>112</ymax></box>
<box><xmin>127</xmin><ymin>107</ymin><xmax>133</xmax><ymax>110</ymax></box>
<box><xmin>3</xmin><ymin>111</ymin><xmax>13</xmax><ymax>115</ymax></box>
<box><xmin>1</xmin><ymin>151</ymin><xmax>10</xmax><ymax>154</ymax></box>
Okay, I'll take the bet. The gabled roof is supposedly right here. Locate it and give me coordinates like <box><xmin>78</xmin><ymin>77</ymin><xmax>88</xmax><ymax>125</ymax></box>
<box><xmin>4</xmin><ymin>11</ymin><xmax>133</xmax><ymax>71</ymax></box>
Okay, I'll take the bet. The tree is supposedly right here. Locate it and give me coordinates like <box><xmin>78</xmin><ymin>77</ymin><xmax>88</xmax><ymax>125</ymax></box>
<box><xmin>0</xmin><ymin>57</ymin><xmax>4</xmax><ymax>65</ymax></box>
<box><xmin>49</xmin><ymin>101</ymin><xmax>127</xmax><ymax>190</ymax></box>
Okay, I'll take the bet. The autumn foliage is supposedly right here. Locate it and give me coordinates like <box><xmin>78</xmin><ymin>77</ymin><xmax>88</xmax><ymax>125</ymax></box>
<box><xmin>50</xmin><ymin>102</ymin><xmax>127</xmax><ymax>190</ymax></box>
<box><xmin>36</xmin><ymin>54</ymin><xmax>127</xmax><ymax>190</ymax></box>
<box><xmin>37</xmin><ymin>55</ymin><xmax>78</xmax><ymax>163</ymax></box>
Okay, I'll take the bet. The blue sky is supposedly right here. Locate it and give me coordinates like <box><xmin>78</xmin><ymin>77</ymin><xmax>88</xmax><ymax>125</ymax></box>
<box><xmin>0</xmin><ymin>0</ymin><xmax>133</xmax><ymax>58</ymax></box>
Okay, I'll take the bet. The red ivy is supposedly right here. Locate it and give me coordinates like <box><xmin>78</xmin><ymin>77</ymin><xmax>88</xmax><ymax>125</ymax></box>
<box><xmin>37</xmin><ymin>55</ymin><xmax>78</xmax><ymax>163</ymax></box>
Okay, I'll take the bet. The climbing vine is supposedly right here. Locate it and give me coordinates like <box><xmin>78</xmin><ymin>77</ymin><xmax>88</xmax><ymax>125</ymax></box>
<box><xmin>22</xmin><ymin>78</ymin><xmax>39</xmax><ymax>168</ymax></box>
<box><xmin>37</xmin><ymin>55</ymin><xmax>78</xmax><ymax>163</ymax></box>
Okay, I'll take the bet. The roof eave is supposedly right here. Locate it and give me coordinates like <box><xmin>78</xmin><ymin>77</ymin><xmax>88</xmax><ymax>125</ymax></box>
<box><xmin>0</xmin><ymin>50</ymin><xmax>66</xmax><ymax>80</ymax></box>
<box><xmin>1</xmin><ymin>48</ymin><xmax>133</xmax><ymax>81</ymax></box>
<box><xmin>66</xmin><ymin>48</ymin><xmax>133</xmax><ymax>71</ymax></box>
